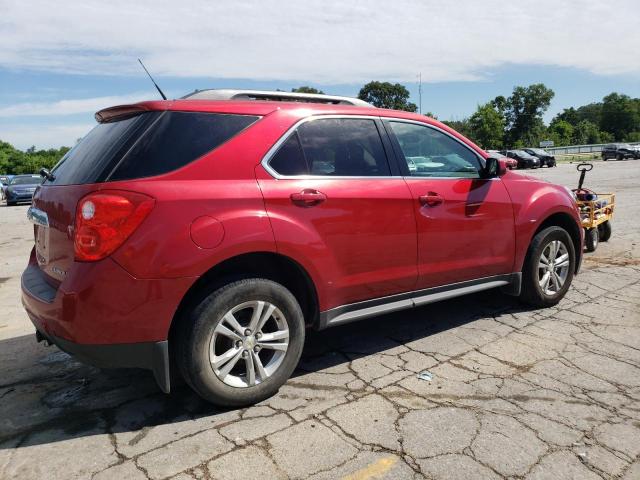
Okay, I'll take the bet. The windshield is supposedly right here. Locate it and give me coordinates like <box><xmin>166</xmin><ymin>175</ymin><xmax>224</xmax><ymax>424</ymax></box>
<box><xmin>10</xmin><ymin>176</ymin><xmax>40</xmax><ymax>185</ymax></box>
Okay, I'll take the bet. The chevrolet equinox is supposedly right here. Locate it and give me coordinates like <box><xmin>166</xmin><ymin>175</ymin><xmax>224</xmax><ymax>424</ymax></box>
<box><xmin>22</xmin><ymin>90</ymin><xmax>583</xmax><ymax>406</ymax></box>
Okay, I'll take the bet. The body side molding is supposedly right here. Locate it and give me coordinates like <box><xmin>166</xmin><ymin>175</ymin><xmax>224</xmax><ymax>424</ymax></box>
<box><xmin>317</xmin><ymin>273</ymin><xmax>521</xmax><ymax>329</ymax></box>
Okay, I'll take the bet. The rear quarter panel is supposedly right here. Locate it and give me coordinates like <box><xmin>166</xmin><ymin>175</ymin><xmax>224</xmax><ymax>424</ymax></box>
<box><xmin>109</xmin><ymin>111</ymin><xmax>293</xmax><ymax>279</ymax></box>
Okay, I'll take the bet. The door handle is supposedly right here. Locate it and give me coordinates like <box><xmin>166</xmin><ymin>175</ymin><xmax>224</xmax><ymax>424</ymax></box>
<box><xmin>290</xmin><ymin>189</ymin><xmax>327</xmax><ymax>207</ymax></box>
<box><xmin>419</xmin><ymin>192</ymin><xmax>444</xmax><ymax>207</ymax></box>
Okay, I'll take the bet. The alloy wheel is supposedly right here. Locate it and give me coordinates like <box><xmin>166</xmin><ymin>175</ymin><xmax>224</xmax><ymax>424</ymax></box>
<box><xmin>537</xmin><ymin>240</ymin><xmax>570</xmax><ymax>295</ymax></box>
<box><xmin>209</xmin><ymin>301</ymin><xmax>289</xmax><ymax>388</ymax></box>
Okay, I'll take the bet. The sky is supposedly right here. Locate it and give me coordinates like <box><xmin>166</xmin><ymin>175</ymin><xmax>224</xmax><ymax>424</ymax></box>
<box><xmin>1</xmin><ymin>0</ymin><xmax>639</xmax><ymax>150</ymax></box>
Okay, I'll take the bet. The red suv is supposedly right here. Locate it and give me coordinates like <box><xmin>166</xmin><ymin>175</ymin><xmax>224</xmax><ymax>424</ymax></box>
<box><xmin>22</xmin><ymin>90</ymin><xmax>583</xmax><ymax>406</ymax></box>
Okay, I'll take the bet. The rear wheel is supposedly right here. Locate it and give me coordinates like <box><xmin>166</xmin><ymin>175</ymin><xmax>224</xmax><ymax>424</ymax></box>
<box><xmin>6</xmin><ymin>201</ymin><xmax>16</xmax><ymax>206</ymax></box>
<box><xmin>598</xmin><ymin>221</ymin><xmax>612</xmax><ymax>242</ymax></box>
<box><xmin>520</xmin><ymin>226</ymin><xmax>575</xmax><ymax>307</ymax></box>
<box><xmin>177</xmin><ymin>278</ymin><xmax>305</xmax><ymax>406</ymax></box>
<box><xmin>585</xmin><ymin>227</ymin><xmax>599</xmax><ymax>252</ymax></box>
<box><xmin>617</xmin><ymin>153</ymin><xmax>623</xmax><ymax>161</ymax></box>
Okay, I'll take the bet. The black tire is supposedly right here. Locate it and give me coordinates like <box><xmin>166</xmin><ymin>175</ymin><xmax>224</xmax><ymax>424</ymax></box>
<box><xmin>520</xmin><ymin>226</ymin><xmax>576</xmax><ymax>307</ymax></box>
<box><xmin>616</xmin><ymin>153</ymin><xmax>623</xmax><ymax>161</ymax></box>
<box><xmin>6</xmin><ymin>201</ymin><xmax>16</xmax><ymax>206</ymax></box>
<box><xmin>176</xmin><ymin>278</ymin><xmax>305</xmax><ymax>407</ymax></box>
<box><xmin>602</xmin><ymin>156</ymin><xmax>607</xmax><ymax>161</ymax></box>
<box><xmin>598</xmin><ymin>221</ymin><xmax>612</xmax><ymax>242</ymax></box>
<box><xmin>585</xmin><ymin>227</ymin><xmax>599</xmax><ymax>252</ymax></box>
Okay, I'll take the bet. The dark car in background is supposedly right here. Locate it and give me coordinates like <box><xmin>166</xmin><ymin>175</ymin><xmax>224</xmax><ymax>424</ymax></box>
<box><xmin>601</xmin><ymin>143</ymin><xmax>640</xmax><ymax>161</ymax></box>
<box><xmin>5</xmin><ymin>174</ymin><xmax>41</xmax><ymax>206</ymax></box>
<box><xmin>501</xmin><ymin>150</ymin><xmax>540</xmax><ymax>169</ymax></box>
<box><xmin>524</xmin><ymin>148</ymin><xmax>556</xmax><ymax>167</ymax></box>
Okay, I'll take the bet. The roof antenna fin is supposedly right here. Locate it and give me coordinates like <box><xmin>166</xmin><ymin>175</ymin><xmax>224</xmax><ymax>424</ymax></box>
<box><xmin>138</xmin><ymin>58</ymin><xmax>167</xmax><ymax>100</ymax></box>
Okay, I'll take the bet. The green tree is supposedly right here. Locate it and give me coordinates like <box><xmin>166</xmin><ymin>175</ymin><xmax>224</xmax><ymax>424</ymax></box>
<box><xmin>600</xmin><ymin>93</ymin><xmax>639</xmax><ymax>141</ymax></box>
<box><xmin>547</xmin><ymin>119</ymin><xmax>574</xmax><ymax>146</ymax></box>
<box><xmin>571</xmin><ymin>120</ymin><xmax>602</xmax><ymax>145</ymax></box>
<box><xmin>0</xmin><ymin>140</ymin><xmax>69</xmax><ymax>175</ymax></box>
<box><xmin>291</xmin><ymin>86</ymin><xmax>325</xmax><ymax>94</ymax></box>
<box><xmin>468</xmin><ymin>103</ymin><xmax>505</xmax><ymax>149</ymax></box>
<box><xmin>499</xmin><ymin>84</ymin><xmax>554</xmax><ymax>147</ymax></box>
<box><xmin>553</xmin><ymin>107</ymin><xmax>580</xmax><ymax>126</ymax></box>
<box><xmin>442</xmin><ymin>118</ymin><xmax>472</xmax><ymax>139</ymax></box>
<box><xmin>358</xmin><ymin>81</ymin><xmax>417</xmax><ymax>112</ymax></box>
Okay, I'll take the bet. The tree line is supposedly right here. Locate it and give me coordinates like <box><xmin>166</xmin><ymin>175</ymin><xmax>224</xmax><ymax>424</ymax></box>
<box><xmin>351</xmin><ymin>81</ymin><xmax>640</xmax><ymax>150</ymax></box>
<box><xmin>2</xmin><ymin>82</ymin><xmax>639</xmax><ymax>174</ymax></box>
<box><xmin>0</xmin><ymin>142</ymin><xmax>70</xmax><ymax>175</ymax></box>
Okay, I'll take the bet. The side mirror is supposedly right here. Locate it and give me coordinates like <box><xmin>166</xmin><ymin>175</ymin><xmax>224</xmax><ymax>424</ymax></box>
<box><xmin>482</xmin><ymin>156</ymin><xmax>507</xmax><ymax>178</ymax></box>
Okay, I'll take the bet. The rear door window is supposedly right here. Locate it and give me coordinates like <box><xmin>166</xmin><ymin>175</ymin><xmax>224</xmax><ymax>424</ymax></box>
<box><xmin>267</xmin><ymin>118</ymin><xmax>391</xmax><ymax>177</ymax></box>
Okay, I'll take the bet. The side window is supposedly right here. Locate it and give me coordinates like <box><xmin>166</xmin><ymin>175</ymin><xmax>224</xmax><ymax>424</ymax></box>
<box><xmin>388</xmin><ymin>121</ymin><xmax>481</xmax><ymax>178</ymax></box>
<box><xmin>268</xmin><ymin>133</ymin><xmax>307</xmax><ymax>176</ymax></box>
<box><xmin>110</xmin><ymin>112</ymin><xmax>259</xmax><ymax>181</ymax></box>
<box><xmin>267</xmin><ymin>118</ymin><xmax>391</xmax><ymax>176</ymax></box>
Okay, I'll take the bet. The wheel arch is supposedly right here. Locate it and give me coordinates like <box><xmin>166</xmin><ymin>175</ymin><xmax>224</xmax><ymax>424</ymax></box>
<box><xmin>524</xmin><ymin>211</ymin><xmax>583</xmax><ymax>274</ymax></box>
<box><xmin>168</xmin><ymin>251</ymin><xmax>320</xmax><ymax>347</ymax></box>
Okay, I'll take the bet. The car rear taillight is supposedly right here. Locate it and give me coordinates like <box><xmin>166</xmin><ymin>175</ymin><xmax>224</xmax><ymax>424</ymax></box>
<box><xmin>74</xmin><ymin>191</ymin><xmax>155</xmax><ymax>262</ymax></box>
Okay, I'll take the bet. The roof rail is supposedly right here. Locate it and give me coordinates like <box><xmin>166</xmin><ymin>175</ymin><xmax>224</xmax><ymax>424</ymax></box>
<box><xmin>181</xmin><ymin>89</ymin><xmax>372</xmax><ymax>107</ymax></box>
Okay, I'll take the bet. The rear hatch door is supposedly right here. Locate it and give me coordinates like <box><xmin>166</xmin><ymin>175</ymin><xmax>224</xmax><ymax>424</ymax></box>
<box><xmin>31</xmin><ymin>112</ymin><xmax>159</xmax><ymax>283</ymax></box>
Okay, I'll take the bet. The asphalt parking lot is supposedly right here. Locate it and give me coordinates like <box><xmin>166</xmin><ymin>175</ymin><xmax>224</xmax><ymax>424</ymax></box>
<box><xmin>1</xmin><ymin>161</ymin><xmax>639</xmax><ymax>480</ymax></box>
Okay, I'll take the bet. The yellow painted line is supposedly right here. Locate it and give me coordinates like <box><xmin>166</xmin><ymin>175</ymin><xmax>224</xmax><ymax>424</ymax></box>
<box><xmin>341</xmin><ymin>456</ymin><xmax>398</xmax><ymax>480</ymax></box>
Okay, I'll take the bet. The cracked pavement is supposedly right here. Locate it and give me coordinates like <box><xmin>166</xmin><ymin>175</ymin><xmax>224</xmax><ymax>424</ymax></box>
<box><xmin>1</xmin><ymin>161</ymin><xmax>639</xmax><ymax>479</ymax></box>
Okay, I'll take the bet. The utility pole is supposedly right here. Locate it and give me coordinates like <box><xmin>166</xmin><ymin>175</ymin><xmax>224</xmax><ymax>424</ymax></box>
<box><xmin>417</xmin><ymin>73</ymin><xmax>422</xmax><ymax>115</ymax></box>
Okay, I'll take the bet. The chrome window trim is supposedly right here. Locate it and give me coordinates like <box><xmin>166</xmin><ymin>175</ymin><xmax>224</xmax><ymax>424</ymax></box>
<box><xmin>261</xmin><ymin>115</ymin><xmax>397</xmax><ymax>180</ymax></box>
<box><xmin>261</xmin><ymin>114</ymin><xmax>494</xmax><ymax>181</ymax></box>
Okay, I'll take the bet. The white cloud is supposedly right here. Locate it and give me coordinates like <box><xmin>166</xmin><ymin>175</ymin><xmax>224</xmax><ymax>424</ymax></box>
<box><xmin>1</xmin><ymin>123</ymin><xmax>93</xmax><ymax>150</ymax></box>
<box><xmin>1</xmin><ymin>1</ymin><xmax>638</xmax><ymax>83</ymax></box>
<box><xmin>0</xmin><ymin>93</ymin><xmax>149</xmax><ymax>117</ymax></box>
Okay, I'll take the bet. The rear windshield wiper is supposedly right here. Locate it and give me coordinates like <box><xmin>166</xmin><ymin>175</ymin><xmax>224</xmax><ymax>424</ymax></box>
<box><xmin>40</xmin><ymin>168</ymin><xmax>56</xmax><ymax>182</ymax></box>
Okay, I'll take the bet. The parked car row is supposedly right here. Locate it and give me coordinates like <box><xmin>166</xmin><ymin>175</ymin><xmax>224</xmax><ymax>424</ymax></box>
<box><xmin>486</xmin><ymin>148</ymin><xmax>556</xmax><ymax>169</ymax></box>
<box><xmin>1</xmin><ymin>174</ymin><xmax>41</xmax><ymax>205</ymax></box>
<box><xmin>601</xmin><ymin>143</ymin><xmax>640</xmax><ymax>161</ymax></box>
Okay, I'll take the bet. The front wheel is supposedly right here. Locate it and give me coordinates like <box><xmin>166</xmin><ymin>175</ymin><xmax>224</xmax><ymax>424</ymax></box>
<box><xmin>520</xmin><ymin>226</ymin><xmax>576</xmax><ymax>307</ymax></box>
<box><xmin>176</xmin><ymin>278</ymin><xmax>305</xmax><ymax>406</ymax></box>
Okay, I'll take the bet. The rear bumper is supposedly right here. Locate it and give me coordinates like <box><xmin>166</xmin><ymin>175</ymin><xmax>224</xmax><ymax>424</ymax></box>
<box><xmin>21</xmin><ymin>250</ymin><xmax>195</xmax><ymax>343</ymax></box>
<box><xmin>34</xmin><ymin>328</ymin><xmax>170</xmax><ymax>392</ymax></box>
<box><xmin>21</xmin><ymin>250</ymin><xmax>196</xmax><ymax>393</ymax></box>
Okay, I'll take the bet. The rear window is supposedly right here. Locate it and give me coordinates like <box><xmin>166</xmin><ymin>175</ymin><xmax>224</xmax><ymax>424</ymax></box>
<box><xmin>49</xmin><ymin>113</ymin><xmax>158</xmax><ymax>185</ymax></box>
<box><xmin>48</xmin><ymin>112</ymin><xmax>259</xmax><ymax>185</ymax></box>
